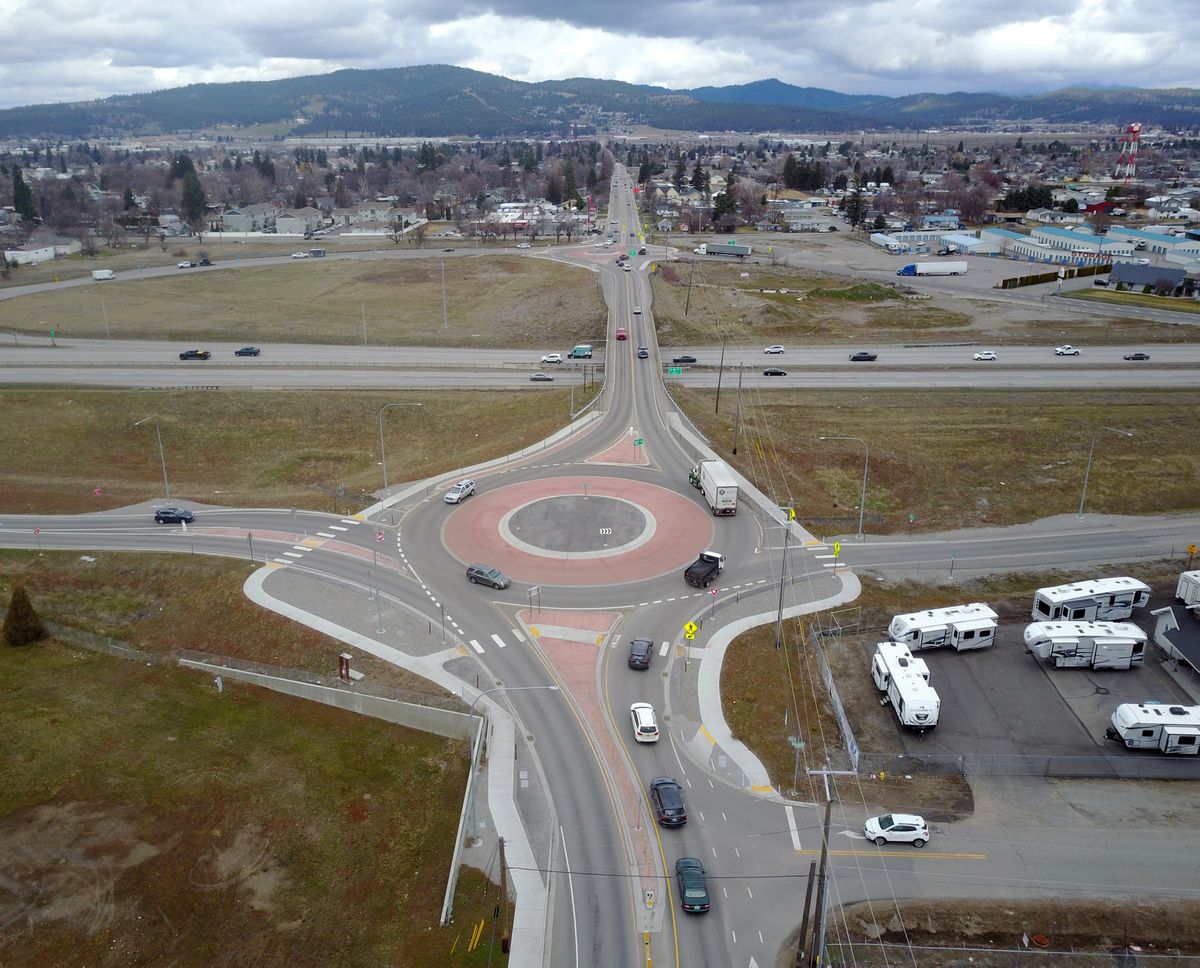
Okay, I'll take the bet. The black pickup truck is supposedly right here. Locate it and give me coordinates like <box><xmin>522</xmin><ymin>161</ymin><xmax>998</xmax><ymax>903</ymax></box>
<box><xmin>684</xmin><ymin>550</ymin><xmax>725</xmax><ymax>587</ymax></box>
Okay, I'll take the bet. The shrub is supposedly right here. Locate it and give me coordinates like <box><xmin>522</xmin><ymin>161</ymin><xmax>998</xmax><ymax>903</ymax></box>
<box><xmin>3</xmin><ymin>583</ymin><xmax>48</xmax><ymax>647</ymax></box>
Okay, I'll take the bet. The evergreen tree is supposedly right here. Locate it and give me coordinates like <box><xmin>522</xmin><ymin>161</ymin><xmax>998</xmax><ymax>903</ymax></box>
<box><xmin>690</xmin><ymin>159</ymin><xmax>709</xmax><ymax>194</ymax></box>
<box><xmin>3</xmin><ymin>583</ymin><xmax>47</xmax><ymax>647</ymax></box>
<box><xmin>180</xmin><ymin>170</ymin><xmax>207</xmax><ymax>225</ymax></box>
<box><xmin>843</xmin><ymin>179</ymin><xmax>867</xmax><ymax>229</ymax></box>
<box><xmin>562</xmin><ymin>160</ymin><xmax>582</xmax><ymax>207</ymax></box>
<box><xmin>293</xmin><ymin>190</ymin><xmax>307</xmax><ymax>209</ymax></box>
<box><xmin>123</xmin><ymin>187</ymin><xmax>136</xmax><ymax>210</ymax></box>
<box><xmin>11</xmin><ymin>166</ymin><xmax>35</xmax><ymax>220</ymax></box>
<box><xmin>672</xmin><ymin>157</ymin><xmax>687</xmax><ymax>191</ymax></box>
<box><xmin>711</xmin><ymin>179</ymin><xmax>738</xmax><ymax>225</ymax></box>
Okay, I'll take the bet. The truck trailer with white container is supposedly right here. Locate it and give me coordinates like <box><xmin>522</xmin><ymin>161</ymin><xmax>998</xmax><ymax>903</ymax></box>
<box><xmin>1023</xmin><ymin>621</ymin><xmax>1147</xmax><ymax>670</ymax></box>
<box><xmin>895</xmin><ymin>261</ymin><xmax>968</xmax><ymax>276</ymax></box>
<box><xmin>1031</xmin><ymin>577</ymin><xmax>1150</xmax><ymax>622</ymax></box>
<box><xmin>870</xmin><ymin>642</ymin><xmax>940</xmax><ymax>732</ymax></box>
<box><xmin>888</xmin><ymin>603</ymin><xmax>998</xmax><ymax>652</ymax></box>
<box><xmin>693</xmin><ymin>242</ymin><xmax>752</xmax><ymax>258</ymax></box>
<box><xmin>688</xmin><ymin>460</ymin><xmax>738</xmax><ymax>516</ymax></box>
<box><xmin>1105</xmin><ymin>703</ymin><xmax>1200</xmax><ymax>755</ymax></box>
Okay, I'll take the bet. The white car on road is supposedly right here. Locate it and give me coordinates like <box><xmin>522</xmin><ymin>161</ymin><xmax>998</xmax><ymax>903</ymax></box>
<box><xmin>864</xmin><ymin>813</ymin><xmax>928</xmax><ymax>848</ymax></box>
<box><xmin>516</xmin><ymin>242</ymin><xmax>531</xmax><ymax>249</ymax></box>
<box><xmin>764</xmin><ymin>345</ymin><xmax>785</xmax><ymax>354</ymax></box>
<box><xmin>973</xmin><ymin>350</ymin><xmax>997</xmax><ymax>361</ymax></box>
<box><xmin>444</xmin><ymin>479</ymin><xmax>476</xmax><ymax>504</ymax></box>
<box><xmin>629</xmin><ymin>702</ymin><xmax>660</xmax><ymax>743</ymax></box>
<box><xmin>541</xmin><ymin>352</ymin><xmax>563</xmax><ymax>364</ymax></box>
<box><xmin>291</xmin><ymin>251</ymin><xmax>311</xmax><ymax>259</ymax></box>
<box><xmin>1054</xmin><ymin>344</ymin><xmax>1080</xmax><ymax>356</ymax></box>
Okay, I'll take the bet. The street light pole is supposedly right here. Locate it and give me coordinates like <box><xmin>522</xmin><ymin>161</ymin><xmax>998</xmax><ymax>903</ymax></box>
<box><xmin>377</xmin><ymin>402</ymin><xmax>423</xmax><ymax>497</ymax></box>
<box><xmin>1078</xmin><ymin>426</ymin><xmax>1134</xmax><ymax>517</ymax></box>
<box><xmin>819</xmin><ymin>435</ymin><xmax>869</xmax><ymax>541</ymax></box>
<box><xmin>440</xmin><ymin>261</ymin><xmax>449</xmax><ymax>332</ymax></box>
<box><xmin>133</xmin><ymin>416</ymin><xmax>170</xmax><ymax>500</ymax></box>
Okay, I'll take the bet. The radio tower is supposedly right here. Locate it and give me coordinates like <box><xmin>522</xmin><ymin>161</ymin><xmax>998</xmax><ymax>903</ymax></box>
<box><xmin>1114</xmin><ymin>122</ymin><xmax>1141</xmax><ymax>184</ymax></box>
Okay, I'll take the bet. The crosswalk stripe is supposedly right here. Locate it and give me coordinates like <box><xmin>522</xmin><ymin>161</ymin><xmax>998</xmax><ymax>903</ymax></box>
<box><xmin>659</xmin><ymin>640</ymin><xmax>670</xmax><ymax>656</ymax></box>
<box><xmin>340</xmin><ymin>518</ymin><xmax>361</xmax><ymax>525</ymax></box>
<box><xmin>491</xmin><ymin>634</ymin><xmax>506</xmax><ymax>649</ymax></box>
<box><xmin>510</xmin><ymin>628</ymin><xmax>525</xmax><ymax>642</ymax></box>
<box><xmin>785</xmin><ymin>805</ymin><xmax>802</xmax><ymax>851</ymax></box>
<box><xmin>282</xmin><ymin>551</ymin><xmax>304</xmax><ymax>558</ymax></box>
<box><xmin>316</xmin><ymin>531</ymin><xmax>335</xmax><ymax>538</ymax></box>
<box><xmin>272</xmin><ymin>558</ymin><xmax>291</xmax><ymax>564</ymax></box>
<box><xmin>469</xmin><ymin>639</ymin><xmax>484</xmax><ymax>654</ymax></box>
<box><xmin>291</xmin><ymin>545</ymin><xmax>310</xmax><ymax>551</ymax></box>
<box><xmin>329</xmin><ymin>525</ymin><xmax>348</xmax><ymax>532</ymax></box>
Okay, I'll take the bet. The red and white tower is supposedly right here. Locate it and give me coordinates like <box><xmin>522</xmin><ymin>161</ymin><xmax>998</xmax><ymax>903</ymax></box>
<box><xmin>1114</xmin><ymin>122</ymin><xmax>1141</xmax><ymax>184</ymax></box>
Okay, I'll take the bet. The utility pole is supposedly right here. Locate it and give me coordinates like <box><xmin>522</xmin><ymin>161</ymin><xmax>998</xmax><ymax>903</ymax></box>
<box><xmin>440</xmin><ymin>260</ymin><xmax>449</xmax><ymax>331</ymax></box>
<box><xmin>714</xmin><ymin>337</ymin><xmax>726</xmax><ymax>414</ymax></box>
<box><xmin>810</xmin><ymin>799</ymin><xmax>834</xmax><ymax>968</ymax></box>
<box><xmin>684</xmin><ymin>258</ymin><xmax>696</xmax><ymax>315</ymax></box>
<box><xmin>731</xmin><ymin>366</ymin><xmax>744</xmax><ymax>454</ymax></box>
<box><xmin>796</xmin><ymin>859</ymin><xmax>817</xmax><ymax>967</ymax></box>
<box><xmin>774</xmin><ymin>513</ymin><xmax>791</xmax><ymax>650</ymax></box>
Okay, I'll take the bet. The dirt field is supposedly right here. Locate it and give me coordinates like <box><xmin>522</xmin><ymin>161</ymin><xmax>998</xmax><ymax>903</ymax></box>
<box><xmin>827</xmin><ymin>897</ymin><xmax>1200</xmax><ymax>964</ymax></box>
<box><xmin>1</xmin><ymin>255</ymin><xmax>603</xmax><ymax>346</ymax></box>
<box><xmin>673</xmin><ymin>385</ymin><xmax>1200</xmax><ymax>533</ymax></box>
<box><xmin>0</xmin><ymin>387</ymin><xmax>574</xmax><ymax>515</ymax></box>
<box><xmin>0</xmin><ymin>639</ymin><xmax>505</xmax><ymax>967</ymax></box>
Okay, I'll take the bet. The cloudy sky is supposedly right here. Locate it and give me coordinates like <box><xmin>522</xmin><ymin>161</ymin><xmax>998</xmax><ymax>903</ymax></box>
<box><xmin>0</xmin><ymin>0</ymin><xmax>1196</xmax><ymax>110</ymax></box>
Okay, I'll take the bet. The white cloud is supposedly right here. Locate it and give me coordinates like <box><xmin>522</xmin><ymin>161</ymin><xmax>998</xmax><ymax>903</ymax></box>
<box><xmin>0</xmin><ymin>0</ymin><xmax>1195</xmax><ymax>110</ymax></box>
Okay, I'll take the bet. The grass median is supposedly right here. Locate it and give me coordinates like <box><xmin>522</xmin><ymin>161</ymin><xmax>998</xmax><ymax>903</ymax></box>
<box><xmin>0</xmin><ymin>387</ymin><xmax>576</xmax><ymax>514</ymax></box>
<box><xmin>3</xmin><ymin>255</ymin><xmax>604</xmax><ymax>347</ymax></box>
<box><xmin>673</xmin><ymin>386</ymin><xmax>1200</xmax><ymax>534</ymax></box>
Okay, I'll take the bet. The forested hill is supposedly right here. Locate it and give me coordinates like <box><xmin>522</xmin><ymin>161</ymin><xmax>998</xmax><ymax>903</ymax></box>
<box><xmin>1</xmin><ymin>65</ymin><xmax>1197</xmax><ymax>139</ymax></box>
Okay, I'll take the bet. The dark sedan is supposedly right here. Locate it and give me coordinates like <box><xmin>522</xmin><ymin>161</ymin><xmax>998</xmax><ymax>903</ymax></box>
<box><xmin>234</xmin><ymin>346</ymin><xmax>261</xmax><ymax>357</ymax></box>
<box><xmin>763</xmin><ymin>367</ymin><xmax>788</xmax><ymax>376</ymax></box>
<box><xmin>675</xmin><ymin>857</ymin><xmax>710</xmax><ymax>913</ymax></box>
<box><xmin>849</xmin><ymin>351</ymin><xmax>878</xmax><ymax>362</ymax></box>
<box><xmin>154</xmin><ymin>507</ymin><xmax>195</xmax><ymax>524</ymax></box>
<box><xmin>1123</xmin><ymin>352</ymin><xmax>1150</xmax><ymax>361</ymax></box>
<box><xmin>672</xmin><ymin>355</ymin><xmax>698</xmax><ymax>365</ymax></box>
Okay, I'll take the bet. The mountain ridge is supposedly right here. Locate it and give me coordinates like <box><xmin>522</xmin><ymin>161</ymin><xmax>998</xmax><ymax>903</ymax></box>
<box><xmin>1</xmin><ymin>65</ymin><xmax>1197</xmax><ymax>139</ymax></box>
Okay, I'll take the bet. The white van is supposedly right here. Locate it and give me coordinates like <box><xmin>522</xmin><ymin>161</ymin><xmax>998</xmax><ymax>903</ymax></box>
<box><xmin>91</xmin><ymin>269</ymin><xmax>116</xmax><ymax>281</ymax></box>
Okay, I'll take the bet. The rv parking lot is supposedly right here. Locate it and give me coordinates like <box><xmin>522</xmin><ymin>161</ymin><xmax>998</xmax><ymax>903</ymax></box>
<box><xmin>854</xmin><ymin>620</ymin><xmax>1198</xmax><ymax>777</ymax></box>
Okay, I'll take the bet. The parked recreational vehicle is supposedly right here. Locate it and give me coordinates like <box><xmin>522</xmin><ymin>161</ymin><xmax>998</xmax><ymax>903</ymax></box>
<box><xmin>870</xmin><ymin>642</ymin><xmax>939</xmax><ymax>732</ymax></box>
<box><xmin>1030</xmin><ymin>577</ymin><xmax>1150</xmax><ymax>622</ymax></box>
<box><xmin>888</xmin><ymin>603</ymin><xmax>998</xmax><ymax>652</ymax></box>
<box><xmin>1177</xmin><ymin>571</ymin><xmax>1200</xmax><ymax>616</ymax></box>
<box><xmin>1105</xmin><ymin>702</ymin><xmax>1200</xmax><ymax>755</ymax></box>
<box><xmin>1023</xmin><ymin>621</ymin><xmax>1146</xmax><ymax>670</ymax></box>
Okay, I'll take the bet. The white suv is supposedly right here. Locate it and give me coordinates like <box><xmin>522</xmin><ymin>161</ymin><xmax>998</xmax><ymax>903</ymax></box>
<box><xmin>629</xmin><ymin>702</ymin><xmax>660</xmax><ymax>743</ymax></box>
<box><xmin>444</xmin><ymin>479</ymin><xmax>476</xmax><ymax>504</ymax></box>
<box><xmin>1054</xmin><ymin>345</ymin><xmax>1080</xmax><ymax>356</ymax></box>
<box><xmin>541</xmin><ymin>352</ymin><xmax>563</xmax><ymax>365</ymax></box>
<box><xmin>864</xmin><ymin>813</ymin><xmax>928</xmax><ymax>848</ymax></box>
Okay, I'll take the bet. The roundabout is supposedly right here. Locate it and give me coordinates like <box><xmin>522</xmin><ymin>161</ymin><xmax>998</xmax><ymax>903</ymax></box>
<box><xmin>441</xmin><ymin>476</ymin><xmax>714</xmax><ymax>586</ymax></box>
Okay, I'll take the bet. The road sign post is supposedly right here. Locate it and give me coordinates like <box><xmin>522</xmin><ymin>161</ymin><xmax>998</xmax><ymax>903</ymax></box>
<box><xmin>33</xmin><ymin>526</ymin><xmax>42</xmax><ymax>555</ymax></box>
<box><xmin>710</xmin><ymin>586</ymin><xmax>718</xmax><ymax>618</ymax></box>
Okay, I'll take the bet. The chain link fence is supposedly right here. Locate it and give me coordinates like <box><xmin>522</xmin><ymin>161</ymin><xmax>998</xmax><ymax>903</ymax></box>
<box><xmin>825</xmin><ymin>941</ymin><xmax>1198</xmax><ymax>966</ymax></box>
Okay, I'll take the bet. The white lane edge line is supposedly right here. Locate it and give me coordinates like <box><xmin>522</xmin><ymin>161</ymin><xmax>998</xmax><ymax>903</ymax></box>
<box><xmin>785</xmin><ymin>804</ymin><xmax>802</xmax><ymax>851</ymax></box>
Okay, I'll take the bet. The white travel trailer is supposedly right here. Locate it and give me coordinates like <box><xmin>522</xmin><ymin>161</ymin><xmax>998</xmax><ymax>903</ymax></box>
<box><xmin>1030</xmin><ymin>577</ymin><xmax>1150</xmax><ymax>622</ymax></box>
<box><xmin>1177</xmin><ymin>571</ymin><xmax>1200</xmax><ymax>616</ymax></box>
<box><xmin>1023</xmin><ymin>621</ymin><xmax>1147</xmax><ymax>670</ymax></box>
<box><xmin>870</xmin><ymin>642</ymin><xmax>940</xmax><ymax>732</ymax></box>
<box><xmin>888</xmin><ymin>603</ymin><xmax>998</xmax><ymax>652</ymax></box>
<box><xmin>1105</xmin><ymin>702</ymin><xmax>1200</xmax><ymax>755</ymax></box>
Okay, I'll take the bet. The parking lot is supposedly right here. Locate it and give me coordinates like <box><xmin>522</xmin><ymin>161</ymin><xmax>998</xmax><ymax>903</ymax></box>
<box><xmin>845</xmin><ymin>611</ymin><xmax>1200</xmax><ymax>778</ymax></box>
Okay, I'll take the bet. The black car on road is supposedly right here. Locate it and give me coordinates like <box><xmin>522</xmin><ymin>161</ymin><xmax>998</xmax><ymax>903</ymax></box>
<box><xmin>179</xmin><ymin>349</ymin><xmax>211</xmax><ymax>360</ymax></box>
<box><xmin>628</xmin><ymin>637</ymin><xmax>654</xmax><ymax>670</ymax></box>
<box><xmin>1124</xmin><ymin>352</ymin><xmax>1150</xmax><ymax>361</ymax></box>
<box><xmin>763</xmin><ymin>367</ymin><xmax>787</xmax><ymax>376</ymax></box>
<box><xmin>649</xmin><ymin>777</ymin><xmax>687</xmax><ymax>826</ymax></box>
<box><xmin>849</xmin><ymin>351</ymin><xmax>877</xmax><ymax>362</ymax></box>
<box><xmin>154</xmin><ymin>507</ymin><xmax>195</xmax><ymax>524</ymax></box>
<box><xmin>675</xmin><ymin>857</ymin><xmax>711</xmax><ymax>913</ymax></box>
<box><xmin>234</xmin><ymin>346</ymin><xmax>261</xmax><ymax>357</ymax></box>
<box><xmin>671</xmin><ymin>355</ymin><xmax>697</xmax><ymax>365</ymax></box>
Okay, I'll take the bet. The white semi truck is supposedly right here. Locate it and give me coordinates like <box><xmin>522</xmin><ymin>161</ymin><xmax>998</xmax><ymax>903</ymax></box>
<box><xmin>688</xmin><ymin>460</ymin><xmax>738</xmax><ymax>516</ymax></box>
<box><xmin>693</xmin><ymin>242</ymin><xmax>752</xmax><ymax>258</ymax></box>
<box><xmin>1023</xmin><ymin>621</ymin><xmax>1147</xmax><ymax>670</ymax></box>
<box><xmin>1106</xmin><ymin>702</ymin><xmax>1200</xmax><ymax>755</ymax></box>
<box><xmin>888</xmin><ymin>603</ymin><xmax>998</xmax><ymax>652</ymax></box>
<box><xmin>870</xmin><ymin>642</ymin><xmax>940</xmax><ymax>732</ymax></box>
<box><xmin>895</xmin><ymin>261</ymin><xmax>968</xmax><ymax>276</ymax></box>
